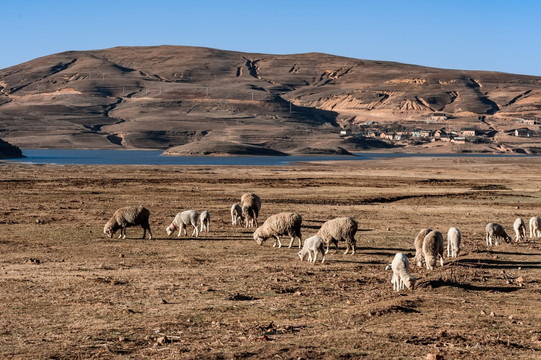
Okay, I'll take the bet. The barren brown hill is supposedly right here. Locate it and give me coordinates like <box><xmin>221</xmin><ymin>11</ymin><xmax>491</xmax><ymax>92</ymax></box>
<box><xmin>1</xmin><ymin>45</ymin><xmax>541</xmax><ymax>154</ymax></box>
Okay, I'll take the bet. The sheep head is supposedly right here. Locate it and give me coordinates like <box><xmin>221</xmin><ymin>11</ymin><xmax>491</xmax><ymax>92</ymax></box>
<box><xmin>104</xmin><ymin>222</ymin><xmax>119</xmax><ymax>238</ymax></box>
<box><xmin>253</xmin><ymin>228</ymin><xmax>265</xmax><ymax>245</ymax></box>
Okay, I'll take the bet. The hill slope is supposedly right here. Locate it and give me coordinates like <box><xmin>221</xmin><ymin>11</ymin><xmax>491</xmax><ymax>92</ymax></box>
<box><xmin>1</xmin><ymin>45</ymin><xmax>540</xmax><ymax>154</ymax></box>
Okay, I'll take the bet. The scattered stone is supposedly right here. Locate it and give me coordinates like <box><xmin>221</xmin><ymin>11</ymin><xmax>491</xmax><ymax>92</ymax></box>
<box><xmin>118</xmin><ymin>253</ymin><xmax>124</xmax><ymax>258</ymax></box>
<box><xmin>118</xmin><ymin>336</ymin><xmax>125</xmax><ymax>342</ymax></box>
<box><xmin>426</xmin><ymin>353</ymin><xmax>444</xmax><ymax>360</ymax></box>
<box><xmin>294</xmin><ymin>291</ymin><xmax>302</xmax><ymax>296</ymax></box>
<box><xmin>490</xmin><ymin>312</ymin><xmax>495</xmax><ymax>317</ymax></box>
<box><xmin>26</xmin><ymin>258</ymin><xmax>41</xmax><ymax>265</ymax></box>
<box><xmin>481</xmin><ymin>310</ymin><xmax>487</xmax><ymax>315</ymax></box>
<box><xmin>517</xmin><ymin>276</ymin><xmax>524</xmax><ymax>284</ymax></box>
<box><xmin>161</xmin><ymin>298</ymin><xmax>168</xmax><ymax>304</ymax></box>
<box><xmin>156</xmin><ymin>336</ymin><xmax>169</xmax><ymax>345</ymax></box>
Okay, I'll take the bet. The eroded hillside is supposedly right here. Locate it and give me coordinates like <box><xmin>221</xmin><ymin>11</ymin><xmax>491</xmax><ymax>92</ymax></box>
<box><xmin>1</xmin><ymin>46</ymin><xmax>540</xmax><ymax>153</ymax></box>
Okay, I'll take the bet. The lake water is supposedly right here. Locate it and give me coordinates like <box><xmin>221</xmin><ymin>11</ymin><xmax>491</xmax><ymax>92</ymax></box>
<box><xmin>2</xmin><ymin>149</ymin><xmax>536</xmax><ymax>166</ymax></box>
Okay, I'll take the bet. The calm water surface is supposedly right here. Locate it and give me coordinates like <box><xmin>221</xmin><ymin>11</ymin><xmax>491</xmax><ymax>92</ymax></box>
<box><xmin>3</xmin><ymin>149</ymin><xmax>535</xmax><ymax>166</ymax></box>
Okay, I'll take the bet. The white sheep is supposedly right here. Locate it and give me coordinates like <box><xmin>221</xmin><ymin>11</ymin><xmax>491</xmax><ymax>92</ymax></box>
<box><xmin>253</xmin><ymin>212</ymin><xmax>302</xmax><ymax>248</ymax></box>
<box><xmin>199</xmin><ymin>211</ymin><xmax>210</xmax><ymax>233</ymax></box>
<box><xmin>104</xmin><ymin>205</ymin><xmax>152</xmax><ymax>240</ymax></box>
<box><xmin>385</xmin><ymin>253</ymin><xmax>416</xmax><ymax>292</ymax></box>
<box><xmin>513</xmin><ymin>217</ymin><xmax>527</xmax><ymax>242</ymax></box>
<box><xmin>298</xmin><ymin>235</ymin><xmax>326</xmax><ymax>263</ymax></box>
<box><xmin>317</xmin><ymin>217</ymin><xmax>358</xmax><ymax>255</ymax></box>
<box><xmin>422</xmin><ymin>230</ymin><xmax>444</xmax><ymax>270</ymax></box>
<box><xmin>241</xmin><ymin>193</ymin><xmax>261</xmax><ymax>228</ymax></box>
<box><xmin>529</xmin><ymin>216</ymin><xmax>541</xmax><ymax>240</ymax></box>
<box><xmin>230</xmin><ymin>203</ymin><xmax>244</xmax><ymax>226</ymax></box>
<box><xmin>447</xmin><ymin>227</ymin><xmax>462</xmax><ymax>258</ymax></box>
<box><xmin>414</xmin><ymin>228</ymin><xmax>432</xmax><ymax>268</ymax></box>
<box><xmin>485</xmin><ymin>222</ymin><xmax>511</xmax><ymax>246</ymax></box>
<box><xmin>166</xmin><ymin>210</ymin><xmax>199</xmax><ymax>237</ymax></box>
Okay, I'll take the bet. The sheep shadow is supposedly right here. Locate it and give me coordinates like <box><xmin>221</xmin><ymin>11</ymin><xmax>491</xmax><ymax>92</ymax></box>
<box><xmin>454</xmin><ymin>258</ymin><xmax>541</xmax><ymax>269</ymax></box>
<box><xmin>419</xmin><ymin>279</ymin><xmax>521</xmax><ymax>293</ymax></box>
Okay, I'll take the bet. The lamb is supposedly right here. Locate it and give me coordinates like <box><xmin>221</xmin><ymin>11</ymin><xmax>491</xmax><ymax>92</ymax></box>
<box><xmin>166</xmin><ymin>210</ymin><xmax>199</xmax><ymax>238</ymax></box>
<box><xmin>447</xmin><ymin>227</ymin><xmax>462</xmax><ymax>258</ymax></box>
<box><xmin>529</xmin><ymin>216</ymin><xmax>541</xmax><ymax>240</ymax></box>
<box><xmin>253</xmin><ymin>212</ymin><xmax>302</xmax><ymax>248</ymax></box>
<box><xmin>514</xmin><ymin>217</ymin><xmax>527</xmax><ymax>242</ymax></box>
<box><xmin>241</xmin><ymin>193</ymin><xmax>261</xmax><ymax>228</ymax></box>
<box><xmin>317</xmin><ymin>217</ymin><xmax>358</xmax><ymax>255</ymax></box>
<box><xmin>230</xmin><ymin>203</ymin><xmax>244</xmax><ymax>226</ymax></box>
<box><xmin>199</xmin><ymin>210</ymin><xmax>210</xmax><ymax>233</ymax></box>
<box><xmin>385</xmin><ymin>253</ymin><xmax>416</xmax><ymax>291</ymax></box>
<box><xmin>298</xmin><ymin>235</ymin><xmax>326</xmax><ymax>263</ymax></box>
<box><xmin>104</xmin><ymin>205</ymin><xmax>152</xmax><ymax>240</ymax></box>
<box><xmin>485</xmin><ymin>222</ymin><xmax>511</xmax><ymax>246</ymax></box>
<box><xmin>422</xmin><ymin>230</ymin><xmax>444</xmax><ymax>270</ymax></box>
<box><xmin>414</xmin><ymin>228</ymin><xmax>432</xmax><ymax>267</ymax></box>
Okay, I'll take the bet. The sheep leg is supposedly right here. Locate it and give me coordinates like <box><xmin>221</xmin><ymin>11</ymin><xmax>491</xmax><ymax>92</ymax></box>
<box><xmin>288</xmin><ymin>236</ymin><xmax>295</xmax><ymax>248</ymax></box>
<box><xmin>439</xmin><ymin>255</ymin><xmax>444</xmax><ymax>267</ymax></box>
<box><xmin>147</xmin><ymin>227</ymin><xmax>153</xmax><ymax>240</ymax></box>
<box><xmin>178</xmin><ymin>224</ymin><xmax>184</xmax><ymax>237</ymax></box>
<box><xmin>273</xmin><ymin>236</ymin><xmax>282</xmax><ymax>248</ymax></box>
<box><xmin>312</xmin><ymin>250</ymin><xmax>318</xmax><ymax>263</ymax></box>
<box><xmin>142</xmin><ymin>227</ymin><xmax>146</xmax><ymax>239</ymax></box>
<box><xmin>307</xmin><ymin>251</ymin><xmax>313</xmax><ymax>262</ymax></box>
<box><xmin>121</xmin><ymin>227</ymin><xmax>126</xmax><ymax>239</ymax></box>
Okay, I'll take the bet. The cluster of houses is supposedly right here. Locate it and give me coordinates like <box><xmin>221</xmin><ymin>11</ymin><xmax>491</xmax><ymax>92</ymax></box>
<box><xmin>340</xmin><ymin>127</ymin><xmax>485</xmax><ymax>144</ymax></box>
<box><xmin>340</xmin><ymin>121</ymin><xmax>539</xmax><ymax>145</ymax></box>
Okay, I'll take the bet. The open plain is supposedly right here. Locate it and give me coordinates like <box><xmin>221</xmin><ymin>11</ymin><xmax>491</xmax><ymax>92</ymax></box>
<box><xmin>1</xmin><ymin>156</ymin><xmax>541</xmax><ymax>359</ymax></box>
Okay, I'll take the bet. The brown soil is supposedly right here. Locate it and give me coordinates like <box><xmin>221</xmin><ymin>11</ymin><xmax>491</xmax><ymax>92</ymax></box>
<box><xmin>1</xmin><ymin>157</ymin><xmax>541</xmax><ymax>359</ymax></box>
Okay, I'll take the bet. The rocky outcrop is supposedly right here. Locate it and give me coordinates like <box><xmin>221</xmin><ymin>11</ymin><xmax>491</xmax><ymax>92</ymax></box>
<box><xmin>0</xmin><ymin>138</ymin><xmax>24</xmax><ymax>159</ymax></box>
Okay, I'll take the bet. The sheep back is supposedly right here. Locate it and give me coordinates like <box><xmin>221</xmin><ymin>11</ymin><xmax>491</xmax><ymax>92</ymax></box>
<box><xmin>104</xmin><ymin>205</ymin><xmax>150</xmax><ymax>237</ymax></box>
<box><xmin>447</xmin><ymin>227</ymin><xmax>461</xmax><ymax>257</ymax></box>
<box><xmin>422</xmin><ymin>230</ymin><xmax>444</xmax><ymax>270</ymax></box>
<box><xmin>241</xmin><ymin>193</ymin><xmax>262</xmax><ymax>226</ymax></box>
<box><xmin>414</xmin><ymin>228</ymin><xmax>432</xmax><ymax>266</ymax></box>
<box><xmin>317</xmin><ymin>217</ymin><xmax>358</xmax><ymax>247</ymax></box>
<box><xmin>253</xmin><ymin>212</ymin><xmax>302</xmax><ymax>244</ymax></box>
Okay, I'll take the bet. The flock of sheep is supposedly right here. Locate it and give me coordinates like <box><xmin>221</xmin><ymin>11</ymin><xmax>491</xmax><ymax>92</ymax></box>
<box><xmin>103</xmin><ymin>195</ymin><xmax>541</xmax><ymax>292</ymax></box>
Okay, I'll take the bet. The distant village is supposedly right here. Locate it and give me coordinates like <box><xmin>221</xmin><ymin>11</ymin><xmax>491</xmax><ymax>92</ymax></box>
<box><xmin>339</xmin><ymin>114</ymin><xmax>540</xmax><ymax>146</ymax></box>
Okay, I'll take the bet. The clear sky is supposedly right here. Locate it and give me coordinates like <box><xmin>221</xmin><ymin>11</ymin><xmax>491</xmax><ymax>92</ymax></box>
<box><xmin>3</xmin><ymin>0</ymin><xmax>541</xmax><ymax>76</ymax></box>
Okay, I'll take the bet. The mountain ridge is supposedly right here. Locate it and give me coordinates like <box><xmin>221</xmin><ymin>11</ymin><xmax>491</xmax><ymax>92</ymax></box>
<box><xmin>1</xmin><ymin>45</ymin><xmax>540</xmax><ymax>154</ymax></box>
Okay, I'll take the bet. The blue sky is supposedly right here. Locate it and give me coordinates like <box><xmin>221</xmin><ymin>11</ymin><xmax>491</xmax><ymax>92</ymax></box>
<box><xmin>3</xmin><ymin>0</ymin><xmax>541</xmax><ymax>76</ymax></box>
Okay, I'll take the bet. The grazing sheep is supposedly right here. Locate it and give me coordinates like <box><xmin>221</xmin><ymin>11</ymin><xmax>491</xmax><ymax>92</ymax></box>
<box><xmin>241</xmin><ymin>193</ymin><xmax>261</xmax><ymax>228</ymax></box>
<box><xmin>298</xmin><ymin>235</ymin><xmax>326</xmax><ymax>263</ymax></box>
<box><xmin>253</xmin><ymin>212</ymin><xmax>302</xmax><ymax>248</ymax></box>
<box><xmin>414</xmin><ymin>228</ymin><xmax>432</xmax><ymax>267</ymax></box>
<box><xmin>422</xmin><ymin>230</ymin><xmax>444</xmax><ymax>270</ymax></box>
<box><xmin>200</xmin><ymin>211</ymin><xmax>210</xmax><ymax>233</ymax></box>
<box><xmin>485</xmin><ymin>222</ymin><xmax>511</xmax><ymax>246</ymax></box>
<box><xmin>447</xmin><ymin>227</ymin><xmax>462</xmax><ymax>258</ymax></box>
<box><xmin>385</xmin><ymin>253</ymin><xmax>415</xmax><ymax>292</ymax></box>
<box><xmin>104</xmin><ymin>205</ymin><xmax>152</xmax><ymax>240</ymax></box>
<box><xmin>514</xmin><ymin>217</ymin><xmax>527</xmax><ymax>242</ymax></box>
<box><xmin>529</xmin><ymin>216</ymin><xmax>541</xmax><ymax>240</ymax></box>
<box><xmin>317</xmin><ymin>217</ymin><xmax>358</xmax><ymax>255</ymax></box>
<box><xmin>230</xmin><ymin>203</ymin><xmax>244</xmax><ymax>226</ymax></box>
<box><xmin>166</xmin><ymin>210</ymin><xmax>199</xmax><ymax>238</ymax></box>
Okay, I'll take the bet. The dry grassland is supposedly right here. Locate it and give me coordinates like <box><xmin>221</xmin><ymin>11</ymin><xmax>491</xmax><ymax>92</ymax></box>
<box><xmin>1</xmin><ymin>157</ymin><xmax>541</xmax><ymax>359</ymax></box>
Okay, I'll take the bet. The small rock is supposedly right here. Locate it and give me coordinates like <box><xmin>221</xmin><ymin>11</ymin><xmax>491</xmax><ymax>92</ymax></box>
<box><xmin>294</xmin><ymin>291</ymin><xmax>302</xmax><ymax>296</ymax></box>
<box><xmin>118</xmin><ymin>336</ymin><xmax>125</xmax><ymax>342</ymax></box>
<box><xmin>386</xmin><ymin>227</ymin><xmax>391</xmax><ymax>231</ymax></box>
<box><xmin>118</xmin><ymin>253</ymin><xmax>124</xmax><ymax>258</ymax></box>
<box><xmin>156</xmin><ymin>336</ymin><xmax>168</xmax><ymax>345</ymax></box>
<box><xmin>490</xmin><ymin>312</ymin><xmax>495</xmax><ymax>317</ymax></box>
<box><xmin>517</xmin><ymin>276</ymin><xmax>524</xmax><ymax>284</ymax></box>
<box><xmin>426</xmin><ymin>354</ymin><xmax>444</xmax><ymax>360</ymax></box>
<box><xmin>508</xmin><ymin>315</ymin><xmax>514</xmax><ymax>320</ymax></box>
<box><xmin>161</xmin><ymin>299</ymin><xmax>168</xmax><ymax>304</ymax></box>
<box><xmin>481</xmin><ymin>310</ymin><xmax>487</xmax><ymax>315</ymax></box>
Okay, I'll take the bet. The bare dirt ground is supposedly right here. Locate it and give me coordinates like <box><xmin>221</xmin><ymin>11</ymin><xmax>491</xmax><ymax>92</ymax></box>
<box><xmin>1</xmin><ymin>157</ymin><xmax>541</xmax><ymax>359</ymax></box>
